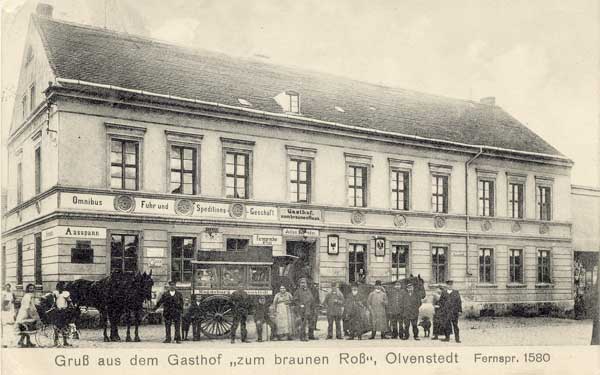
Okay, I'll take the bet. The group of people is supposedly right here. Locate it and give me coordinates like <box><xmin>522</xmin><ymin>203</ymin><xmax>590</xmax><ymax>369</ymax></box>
<box><xmin>2</xmin><ymin>282</ymin><xmax>77</xmax><ymax>348</ymax></box>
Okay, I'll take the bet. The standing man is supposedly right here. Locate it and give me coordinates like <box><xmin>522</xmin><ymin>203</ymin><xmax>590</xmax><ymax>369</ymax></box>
<box><xmin>323</xmin><ymin>282</ymin><xmax>344</xmax><ymax>339</ymax></box>
<box><xmin>439</xmin><ymin>280</ymin><xmax>462</xmax><ymax>343</ymax></box>
<box><xmin>154</xmin><ymin>281</ymin><xmax>184</xmax><ymax>344</ymax></box>
<box><xmin>294</xmin><ymin>278</ymin><xmax>317</xmax><ymax>341</ymax></box>
<box><xmin>387</xmin><ymin>280</ymin><xmax>405</xmax><ymax>339</ymax></box>
<box><xmin>402</xmin><ymin>282</ymin><xmax>422</xmax><ymax>340</ymax></box>
<box><xmin>367</xmin><ymin>280</ymin><xmax>389</xmax><ymax>339</ymax></box>
<box><xmin>230</xmin><ymin>288</ymin><xmax>251</xmax><ymax>343</ymax></box>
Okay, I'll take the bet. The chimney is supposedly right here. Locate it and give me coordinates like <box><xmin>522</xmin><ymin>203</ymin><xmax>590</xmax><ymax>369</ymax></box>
<box><xmin>36</xmin><ymin>3</ymin><xmax>54</xmax><ymax>18</ymax></box>
<box><xmin>480</xmin><ymin>97</ymin><xmax>496</xmax><ymax>106</ymax></box>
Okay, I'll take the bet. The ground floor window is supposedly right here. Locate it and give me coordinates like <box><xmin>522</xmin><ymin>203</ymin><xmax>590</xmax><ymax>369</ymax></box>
<box><xmin>391</xmin><ymin>244</ymin><xmax>409</xmax><ymax>281</ymax></box>
<box><xmin>348</xmin><ymin>244</ymin><xmax>366</xmax><ymax>283</ymax></box>
<box><xmin>72</xmin><ymin>241</ymin><xmax>94</xmax><ymax>264</ymax></box>
<box><xmin>171</xmin><ymin>237</ymin><xmax>195</xmax><ymax>283</ymax></box>
<box><xmin>431</xmin><ymin>246</ymin><xmax>447</xmax><ymax>284</ymax></box>
<box><xmin>537</xmin><ymin>249</ymin><xmax>551</xmax><ymax>283</ymax></box>
<box><xmin>16</xmin><ymin>239</ymin><xmax>23</xmax><ymax>285</ymax></box>
<box><xmin>34</xmin><ymin>233</ymin><xmax>42</xmax><ymax>285</ymax></box>
<box><xmin>479</xmin><ymin>248</ymin><xmax>494</xmax><ymax>283</ymax></box>
<box><xmin>509</xmin><ymin>249</ymin><xmax>523</xmax><ymax>283</ymax></box>
<box><xmin>110</xmin><ymin>234</ymin><xmax>138</xmax><ymax>274</ymax></box>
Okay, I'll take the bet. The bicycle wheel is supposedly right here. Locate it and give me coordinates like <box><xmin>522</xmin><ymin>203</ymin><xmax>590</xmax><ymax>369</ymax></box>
<box><xmin>35</xmin><ymin>323</ymin><xmax>56</xmax><ymax>348</ymax></box>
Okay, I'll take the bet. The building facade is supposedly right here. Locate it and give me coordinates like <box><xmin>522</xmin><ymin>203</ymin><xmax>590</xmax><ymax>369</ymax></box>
<box><xmin>2</xmin><ymin>8</ymin><xmax>576</xmax><ymax>314</ymax></box>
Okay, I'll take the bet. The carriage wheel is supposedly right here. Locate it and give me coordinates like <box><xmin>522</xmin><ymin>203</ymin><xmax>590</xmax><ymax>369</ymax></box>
<box><xmin>35</xmin><ymin>323</ymin><xmax>56</xmax><ymax>348</ymax></box>
<box><xmin>199</xmin><ymin>295</ymin><xmax>234</xmax><ymax>339</ymax></box>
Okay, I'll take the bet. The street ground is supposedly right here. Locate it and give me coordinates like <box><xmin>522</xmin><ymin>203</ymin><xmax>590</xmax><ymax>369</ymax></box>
<box><xmin>2</xmin><ymin>316</ymin><xmax>594</xmax><ymax>348</ymax></box>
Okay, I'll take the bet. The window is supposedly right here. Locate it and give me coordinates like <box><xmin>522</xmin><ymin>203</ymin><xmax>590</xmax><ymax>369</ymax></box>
<box><xmin>21</xmin><ymin>95</ymin><xmax>27</xmax><ymax>120</ymax></box>
<box><xmin>171</xmin><ymin>237</ymin><xmax>195</xmax><ymax>283</ymax></box>
<box><xmin>34</xmin><ymin>233</ymin><xmax>42</xmax><ymax>285</ymax></box>
<box><xmin>170</xmin><ymin>145</ymin><xmax>197</xmax><ymax>194</ymax></box>
<box><xmin>391</xmin><ymin>170</ymin><xmax>409</xmax><ymax>210</ymax></box>
<box><xmin>478</xmin><ymin>248</ymin><xmax>494</xmax><ymax>283</ymax></box>
<box><xmin>110</xmin><ymin>234</ymin><xmax>138</xmax><ymax>273</ymax></box>
<box><xmin>289</xmin><ymin>159</ymin><xmax>311</xmax><ymax>203</ymax></box>
<box><xmin>348</xmin><ymin>244</ymin><xmax>366</xmax><ymax>283</ymax></box>
<box><xmin>348</xmin><ymin>165</ymin><xmax>367</xmax><ymax>207</ymax></box>
<box><xmin>16</xmin><ymin>162</ymin><xmax>22</xmax><ymax>204</ymax></box>
<box><xmin>431</xmin><ymin>175</ymin><xmax>448</xmax><ymax>213</ymax></box>
<box><xmin>110</xmin><ymin>139</ymin><xmax>139</xmax><ymax>190</ymax></box>
<box><xmin>1</xmin><ymin>246</ymin><xmax>5</xmax><ymax>286</ymax></box>
<box><xmin>225</xmin><ymin>152</ymin><xmax>249</xmax><ymax>199</ymax></box>
<box><xmin>537</xmin><ymin>185</ymin><xmax>552</xmax><ymax>220</ymax></box>
<box><xmin>478</xmin><ymin>180</ymin><xmax>495</xmax><ymax>216</ymax></box>
<box><xmin>391</xmin><ymin>244</ymin><xmax>409</xmax><ymax>281</ymax></box>
<box><xmin>249</xmin><ymin>266</ymin><xmax>270</xmax><ymax>286</ymax></box>
<box><xmin>431</xmin><ymin>246</ymin><xmax>447</xmax><ymax>284</ymax></box>
<box><xmin>509</xmin><ymin>249</ymin><xmax>523</xmax><ymax>283</ymax></box>
<box><xmin>16</xmin><ymin>239</ymin><xmax>23</xmax><ymax>285</ymax></box>
<box><xmin>71</xmin><ymin>241</ymin><xmax>94</xmax><ymax>264</ymax></box>
<box><xmin>537</xmin><ymin>249</ymin><xmax>551</xmax><ymax>283</ymax></box>
<box><xmin>508</xmin><ymin>182</ymin><xmax>524</xmax><ymax>219</ymax></box>
<box><xmin>29</xmin><ymin>83</ymin><xmax>36</xmax><ymax>112</ymax></box>
<box><xmin>35</xmin><ymin>146</ymin><xmax>41</xmax><ymax>195</ymax></box>
<box><xmin>194</xmin><ymin>265</ymin><xmax>218</xmax><ymax>288</ymax></box>
<box><xmin>226</xmin><ymin>238</ymin><xmax>249</xmax><ymax>252</ymax></box>
<box><xmin>288</xmin><ymin>92</ymin><xmax>300</xmax><ymax>113</ymax></box>
<box><xmin>222</xmin><ymin>265</ymin><xmax>246</xmax><ymax>288</ymax></box>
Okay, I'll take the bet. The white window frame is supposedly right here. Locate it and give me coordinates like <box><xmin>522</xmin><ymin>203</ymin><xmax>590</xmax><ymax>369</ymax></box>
<box><xmin>476</xmin><ymin>169</ymin><xmax>497</xmax><ymax>217</ymax></box>
<box><xmin>285</xmin><ymin>145</ymin><xmax>316</xmax><ymax>203</ymax></box>
<box><xmin>506</xmin><ymin>172</ymin><xmax>527</xmax><ymax>219</ymax></box>
<box><xmin>535</xmin><ymin>176</ymin><xmax>554</xmax><ymax>221</ymax></box>
<box><xmin>345</xmin><ymin>153</ymin><xmax>372</xmax><ymax>208</ymax></box>
<box><xmin>105</xmin><ymin>123</ymin><xmax>146</xmax><ymax>191</ymax></box>
<box><xmin>478</xmin><ymin>247</ymin><xmax>495</xmax><ymax>284</ymax></box>
<box><xmin>389</xmin><ymin>158</ymin><xmax>413</xmax><ymax>211</ymax></box>
<box><xmin>165</xmin><ymin>130</ymin><xmax>203</xmax><ymax>195</ymax></box>
<box><xmin>221</xmin><ymin>137</ymin><xmax>255</xmax><ymax>199</ymax></box>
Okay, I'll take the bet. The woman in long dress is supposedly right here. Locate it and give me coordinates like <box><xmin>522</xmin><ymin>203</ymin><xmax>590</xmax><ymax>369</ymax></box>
<box><xmin>15</xmin><ymin>284</ymin><xmax>41</xmax><ymax>348</ymax></box>
<box><xmin>272</xmin><ymin>285</ymin><xmax>294</xmax><ymax>340</ymax></box>
<box><xmin>2</xmin><ymin>283</ymin><xmax>16</xmax><ymax>346</ymax></box>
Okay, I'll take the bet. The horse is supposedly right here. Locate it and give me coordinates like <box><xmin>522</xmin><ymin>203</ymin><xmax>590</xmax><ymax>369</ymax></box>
<box><xmin>64</xmin><ymin>270</ymin><xmax>153</xmax><ymax>342</ymax></box>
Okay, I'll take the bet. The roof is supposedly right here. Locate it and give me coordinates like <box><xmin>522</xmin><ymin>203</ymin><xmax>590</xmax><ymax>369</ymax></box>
<box><xmin>33</xmin><ymin>15</ymin><xmax>563</xmax><ymax>157</ymax></box>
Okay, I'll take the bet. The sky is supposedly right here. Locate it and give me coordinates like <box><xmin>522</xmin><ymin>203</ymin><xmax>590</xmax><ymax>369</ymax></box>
<box><xmin>2</xmin><ymin>0</ymin><xmax>599</xmax><ymax>186</ymax></box>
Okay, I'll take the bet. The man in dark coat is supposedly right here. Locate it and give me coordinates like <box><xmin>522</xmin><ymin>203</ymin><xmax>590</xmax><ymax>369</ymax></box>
<box><xmin>230</xmin><ymin>288</ymin><xmax>252</xmax><ymax>343</ymax></box>
<box><xmin>343</xmin><ymin>283</ymin><xmax>367</xmax><ymax>340</ymax></box>
<box><xmin>323</xmin><ymin>282</ymin><xmax>344</xmax><ymax>339</ymax></box>
<box><xmin>253</xmin><ymin>295</ymin><xmax>276</xmax><ymax>342</ymax></box>
<box><xmin>402</xmin><ymin>282</ymin><xmax>422</xmax><ymax>340</ymax></box>
<box><xmin>439</xmin><ymin>280</ymin><xmax>462</xmax><ymax>343</ymax></box>
<box><xmin>154</xmin><ymin>281</ymin><xmax>184</xmax><ymax>343</ymax></box>
<box><xmin>387</xmin><ymin>280</ymin><xmax>406</xmax><ymax>339</ymax></box>
<box><xmin>293</xmin><ymin>278</ymin><xmax>317</xmax><ymax>341</ymax></box>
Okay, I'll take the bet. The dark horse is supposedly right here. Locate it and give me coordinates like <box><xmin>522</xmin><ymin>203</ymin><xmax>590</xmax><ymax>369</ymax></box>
<box><xmin>64</xmin><ymin>271</ymin><xmax>154</xmax><ymax>342</ymax></box>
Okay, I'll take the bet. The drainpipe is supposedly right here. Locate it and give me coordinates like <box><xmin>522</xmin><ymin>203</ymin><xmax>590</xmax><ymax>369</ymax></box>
<box><xmin>465</xmin><ymin>147</ymin><xmax>484</xmax><ymax>276</ymax></box>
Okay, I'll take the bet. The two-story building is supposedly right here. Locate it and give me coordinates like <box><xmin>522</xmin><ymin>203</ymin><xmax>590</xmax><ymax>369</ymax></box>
<box><xmin>1</xmin><ymin>5</ymin><xmax>575</xmax><ymax>314</ymax></box>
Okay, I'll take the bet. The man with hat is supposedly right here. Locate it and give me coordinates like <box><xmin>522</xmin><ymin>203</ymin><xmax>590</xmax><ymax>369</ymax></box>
<box><xmin>438</xmin><ymin>280</ymin><xmax>462</xmax><ymax>343</ymax></box>
<box><xmin>402</xmin><ymin>281</ymin><xmax>422</xmax><ymax>340</ymax></box>
<box><xmin>293</xmin><ymin>277</ymin><xmax>317</xmax><ymax>341</ymax></box>
<box><xmin>367</xmin><ymin>280</ymin><xmax>389</xmax><ymax>339</ymax></box>
<box><xmin>387</xmin><ymin>279</ymin><xmax>406</xmax><ymax>339</ymax></box>
<box><xmin>154</xmin><ymin>281</ymin><xmax>184</xmax><ymax>343</ymax></box>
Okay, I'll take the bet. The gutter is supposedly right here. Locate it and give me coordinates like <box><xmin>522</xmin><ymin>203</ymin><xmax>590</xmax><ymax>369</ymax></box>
<box><xmin>52</xmin><ymin>77</ymin><xmax>573</xmax><ymax>164</ymax></box>
<box><xmin>465</xmin><ymin>147</ymin><xmax>484</xmax><ymax>276</ymax></box>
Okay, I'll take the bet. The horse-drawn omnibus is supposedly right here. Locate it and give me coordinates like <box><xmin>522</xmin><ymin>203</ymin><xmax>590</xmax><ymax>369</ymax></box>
<box><xmin>190</xmin><ymin>246</ymin><xmax>299</xmax><ymax>338</ymax></box>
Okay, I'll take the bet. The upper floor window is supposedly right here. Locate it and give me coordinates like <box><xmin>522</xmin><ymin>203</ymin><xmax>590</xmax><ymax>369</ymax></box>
<box><xmin>110</xmin><ymin>139</ymin><xmax>139</xmax><ymax>190</ymax></box>
<box><xmin>21</xmin><ymin>95</ymin><xmax>28</xmax><ymax>120</ymax></box>
<box><xmin>536</xmin><ymin>185</ymin><xmax>552</xmax><ymax>221</ymax></box>
<box><xmin>391</xmin><ymin>170</ymin><xmax>409</xmax><ymax>210</ymax></box>
<box><xmin>478</xmin><ymin>179</ymin><xmax>495</xmax><ymax>216</ymax></box>
<box><xmin>478</xmin><ymin>248</ymin><xmax>494</xmax><ymax>283</ymax></box>
<box><xmin>170</xmin><ymin>145</ymin><xmax>197</xmax><ymax>194</ymax></box>
<box><xmin>289</xmin><ymin>159</ymin><xmax>311</xmax><ymax>203</ymax></box>
<box><xmin>34</xmin><ymin>146</ymin><xmax>41</xmax><ymax>195</ymax></box>
<box><xmin>348</xmin><ymin>165</ymin><xmax>367</xmax><ymax>207</ymax></box>
<box><xmin>509</xmin><ymin>249</ymin><xmax>524</xmax><ymax>284</ymax></box>
<box><xmin>537</xmin><ymin>249</ymin><xmax>551</xmax><ymax>283</ymax></box>
<box><xmin>16</xmin><ymin>161</ymin><xmax>23</xmax><ymax>204</ymax></box>
<box><xmin>288</xmin><ymin>92</ymin><xmax>300</xmax><ymax>113</ymax></box>
<box><xmin>34</xmin><ymin>233</ymin><xmax>42</xmax><ymax>285</ymax></box>
<box><xmin>16</xmin><ymin>239</ymin><xmax>23</xmax><ymax>285</ymax></box>
<box><xmin>226</xmin><ymin>238</ymin><xmax>249</xmax><ymax>252</ymax></box>
<box><xmin>508</xmin><ymin>182</ymin><xmax>524</xmax><ymax>219</ymax></box>
<box><xmin>225</xmin><ymin>152</ymin><xmax>249</xmax><ymax>199</ymax></box>
<box><xmin>431</xmin><ymin>175</ymin><xmax>448</xmax><ymax>213</ymax></box>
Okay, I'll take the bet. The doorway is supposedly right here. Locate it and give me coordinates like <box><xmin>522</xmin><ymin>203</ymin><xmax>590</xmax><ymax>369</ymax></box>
<box><xmin>286</xmin><ymin>240</ymin><xmax>317</xmax><ymax>283</ymax></box>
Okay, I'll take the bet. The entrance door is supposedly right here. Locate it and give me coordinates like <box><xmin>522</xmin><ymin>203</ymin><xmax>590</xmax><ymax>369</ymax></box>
<box><xmin>286</xmin><ymin>241</ymin><xmax>316</xmax><ymax>282</ymax></box>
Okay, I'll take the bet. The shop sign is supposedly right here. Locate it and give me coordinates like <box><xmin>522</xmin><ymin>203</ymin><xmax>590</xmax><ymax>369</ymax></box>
<box><xmin>279</xmin><ymin>208</ymin><xmax>322</xmax><ymax>223</ymax></box>
<box><xmin>146</xmin><ymin>247</ymin><xmax>165</xmax><ymax>257</ymax></box>
<box><xmin>192</xmin><ymin>202</ymin><xmax>231</xmax><ymax>218</ymax></box>
<box><xmin>61</xmin><ymin>193</ymin><xmax>115</xmax><ymax>211</ymax></box>
<box><xmin>135</xmin><ymin>198</ymin><xmax>172</xmax><ymax>215</ymax></box>
<box><xmin>194</xmin><ymin>289</ymin><xmax>272</xmax><ymax>295</ymax></box>
<box><xmin>43</xmin><ymin>226</ymin><xmax>106</xmax><ymax>240</ymax></box>
<box><xmin>282</xmin><ymin>228</ymin><xmax>319</xmax><ymax>237</ymax></box>
<box><xmin>252</xmin><ymin>235</ymin><xmax>283</xmax><ymax>246</ymax></box>
<box><xmin>246</xmin><ymin>205</ymin><xmax>278</xmax><ymax>221</ymax></box>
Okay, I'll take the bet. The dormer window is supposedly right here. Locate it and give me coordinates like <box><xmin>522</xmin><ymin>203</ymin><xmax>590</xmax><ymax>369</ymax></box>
<box><xmin>274</xmin><ymin>90</ymin><xmax>300</xmax><ymax>114</ymax></box>
<box><xmin>237</xmin><ymin>98</ymin><xmax>252</xmax><ymax>106</ymax></box>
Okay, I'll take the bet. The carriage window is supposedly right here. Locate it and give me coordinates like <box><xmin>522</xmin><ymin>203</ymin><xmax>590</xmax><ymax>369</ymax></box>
<box><xmin>222</xmin><ymin>265</ymin><xmax>245</xmax><ymax>288</ymax></box>
<box><xmin>391</xmin><ymin>244</ymin><xmax>409</xmax><ymax>281</ymax></box>
<box><xmin>194</xmin><ymin>265</ymin><xmax>218</xmax><ymax>288</ymax></box>
<box><xmin>348</xmin><ymin>244</ymin><xmax>366</xmax><ymax>283</ymax></box>
<box><xmin>226</xmin><ymin>238</ymin><xmax>249</xmax><ymax>252</ymax></box>
<box><xmin>171</xmin><ymin>237</ymin><xmax>195</xmax><ymax>283</ymax></box>
<box><xmin>431</xmin><ymin>246</ymin><xmax>447</xmax><ymax>284</ymax></box>
<box><xmin>71</xmin><ymin>241</ymin><xmax>93</xmax><ymax>264</ymax></box>
<box><xmin>111</xmin><ymin>234</ymin><xmax>138</xmax><ymax>273</ymax></box>
<box><xmin>249</xmin><ymin>266</ymin><xmax>270</xmax><ymax>286</ymax></box>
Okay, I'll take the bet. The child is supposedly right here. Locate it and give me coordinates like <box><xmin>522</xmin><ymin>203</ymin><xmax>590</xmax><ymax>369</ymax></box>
<box><xmin>182</xmin><ymin>295</ymin><xmax>203</xmax><ymax>341</ymax></box>
<box><xmin>418</xmin><ymin>316</ymin><xmax>432</xmax><ymax>337</ymax></box>
<box><xmin>254</xmin><ymin>296</ymin><xmax>276</xmax><ymax>342</ymax></box>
